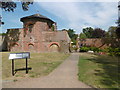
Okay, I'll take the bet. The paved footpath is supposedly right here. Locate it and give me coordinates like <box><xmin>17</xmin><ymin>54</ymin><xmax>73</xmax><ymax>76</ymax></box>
<box><xmin>3</xmin><ymin>53</ymin><xmax>92</xmax><ymax>88</ymax></box>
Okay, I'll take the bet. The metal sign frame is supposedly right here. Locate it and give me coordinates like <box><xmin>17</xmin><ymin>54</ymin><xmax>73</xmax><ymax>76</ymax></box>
<box><xmin>9</xmin><ymin>52</ymin><xmax>30</xmax><ymax>76</ymax></box>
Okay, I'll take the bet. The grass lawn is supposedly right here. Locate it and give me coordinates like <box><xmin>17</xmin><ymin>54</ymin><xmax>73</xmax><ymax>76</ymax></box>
<box><xmin>78</xmin><ymin>53</ymin><xmax>119</xmax><ymax>89</ymax></box>
<box><xmin>2</xmin><ymin>52</ymin><xmax>70</xmax><ymax>80</ymax></box>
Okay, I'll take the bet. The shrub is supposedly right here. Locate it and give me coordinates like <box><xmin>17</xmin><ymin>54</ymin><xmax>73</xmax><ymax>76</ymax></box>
<box><xmin>80</xmin><ymin>46</ymin><xmax>120</xmax><ymax>56</ymax></box>
<box><xmin>107</xmin><ymin>47</ymin><xmax>120</xmax><ymax>56</ymax></box>
<box><xmin>89</xmin><ymin>47</ymin><xmax>102</xmax><ymax>52</ymax></box>
<box><xmin>80</xmin><ymin>46</ymin><xmax>103</xmax><ymax>52</ymax></box>
<box><xmin>80</xmin><ymin>47</ymin><xmax>90</xmax><ymax>52</ymax></box>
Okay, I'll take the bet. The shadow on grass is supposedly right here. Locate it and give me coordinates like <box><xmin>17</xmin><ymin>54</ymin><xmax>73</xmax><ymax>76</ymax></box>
<box><xmin>14</xmin><ymin>67</ymin><xmax>32</xmax><ymax>74</ymax></box>
<box><xmin>87</xmin><ymin>55</ymin><xmax>120</xmax><ymax>89</ymax></box>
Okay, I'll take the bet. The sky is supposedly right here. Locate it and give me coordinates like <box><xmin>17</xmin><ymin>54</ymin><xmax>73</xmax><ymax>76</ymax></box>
<box><xmin>1</xmin><ymin>0</ymin><xmax>119</xmax><ymax>34</ymax></box>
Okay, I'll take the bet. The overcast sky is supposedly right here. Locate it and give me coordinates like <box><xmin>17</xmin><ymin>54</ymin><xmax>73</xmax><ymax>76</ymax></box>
<box><xmin>1</xmin><ymin>0</ymin><xmax>119</xmax><ymax>33</ymax></box>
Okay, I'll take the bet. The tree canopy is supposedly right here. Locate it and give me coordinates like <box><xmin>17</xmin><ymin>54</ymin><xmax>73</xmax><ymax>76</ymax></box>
<box><xmin>79</xmin><ymin>33</ymin><xmax>87</xmax><ymax>39</ymax></box>
<box><xmin>80</xmin><ymin>26</ymin><xmax>120</xmax><ymax>39</ymax></box>
<box><xmin>81</xmin><ymin>27</ymin><xmax>105</xmax><ymax>38</ymax></box>
<box><xmin>106</xmin><ymin>26</ymin><xmax>117</xmax><ymax>38</ymax></box>
<box><xmin>63</xmin><ymin>29</ymin><xmax>78</xmax><ymax>45</ymax></box>
<box><xmin>0</xmin><ymin>0</ymin><xmax>33</xmax><ymax>26</ymax></box>
<box><xmin>92</xmin><ymin>28</ymin><xmax>106</xmax><ymax>38</ymax></box>
<box><xmin>83</xmin><ymin>27</ymin><xmax>94</xmax><ymax>38</ymax></box>
<box><xmin>0</xmin><ymin>0</ymin><xmax>33</xmax><ymax>12</ymax></box>
<box><xmin>116</xmin><ymin>27</ymin><xmax>120</xmax><ymax>38</ymax></box>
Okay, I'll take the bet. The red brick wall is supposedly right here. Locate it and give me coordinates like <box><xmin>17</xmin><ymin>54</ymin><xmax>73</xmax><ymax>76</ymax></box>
<box><xmin>7</xmin><ymin>18</ymin><xmax>70</xmax><ymax>53</ymax></box>
<box><xmin>79</xmin><ymin>38</ymin><xmax>120</xmax><ymax>49</ymax></box>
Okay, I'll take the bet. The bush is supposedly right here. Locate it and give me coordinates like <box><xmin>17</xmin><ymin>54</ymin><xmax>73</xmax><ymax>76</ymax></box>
<box><xmin>89</xmin><ymin>47</ymin><xmax>102</xmax><ymax>52</ymax></box>
<box><xmin>80</xmin><ymin>46</ymin><xmax>103</xmax><ymax>52</ymax></box>
<box><xmin>80</xmin><ymin>47</ymin><xmax>89</xmax><ymax>52</ymax></box>
<box><xmin>80</xmin><ymin>46</ymin><xmax>120</xmax><ymax>57</ymax></box>
<box><xmin>107</xmin><ymin>47</ymin><xmax>120</xmax><ymax>56</ymax></box>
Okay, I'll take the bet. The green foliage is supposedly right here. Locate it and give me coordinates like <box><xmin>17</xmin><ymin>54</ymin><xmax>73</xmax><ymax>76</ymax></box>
<box><xmin>80</xmin><ymin>46</ymin><xmax>120</xmax><ymax>57</ymax></box>
<box><xmin>0</xmin><ymin>33</ymin><xmax>7</xmax><ymax>35</ymax></box>
<box><xmin>116</xmin><ymin>17</ymin><xmax>120</xmax><ymax>27</ymax></box>
<box><xmin>1</xmin><ymin>1</ymin><xmax>16</xmax><ymax>12</ymax></box>
<box><xmin>80</xmin><ymin>46</ymin><xmax>103</xmax><ymax>52</ymax></box>
<box><xmin>116</xmin><ymin>27</ymin><xmax>120</xmax><ymax>38</ymax></box>
<box><xmin>67</xmin><ymin>29</ymin><xmax>75</xmax><ymax>38</ymax></box>
<box><xmin>89</xmin><ymin>47</ymin><xmax>102</xmax><ymax>52</ymax></box>
<box><xmin>92</xmin><ymin>28</ymin><xmax>106</xmax><ymax>38</ymax></box>
<box><xmin>0</xmin><ymin>0</ymin><xmax>34</xmax><ymax>26</ymax></box>
<box><xmin>51</xmin><ymin>25</ymin><xmax>55</xmax><ymax>31</ymax></box>
<box><xmin>106</xmin><ymin>26</ymin><xmax>117</xmax><ymax>38</ymax></box>
<box><xmin>81</xmin><ymin>27</ymin><xmax>106</xmax><ymax>38</ymax></box>
<box><xmin>79</xmin><ymin>33</ymin><xmax>87</xmax><ymax>39</ymax></box>
<box><xmin>107</xmin><ymin>47</ymin><xmax>120</xmax><ymax>56</ymax></box>
<box><xmin>1</xmin><ymin>0</ymin><xmax>33</xmax><ymax>12</ymax></box>
<box><xmin>83</xmin><ymin>27</ymin><xmax>94</xmax><ymax>38</ymax></box>
<box><xmin>80</xmin><ymin>47</ymin><xmax>89</xmax><ymax>52</ymax></box>
<box><xmin>67</xmin><ymin>29</ymin><xmax>78</xmax><ymax>44</ymax></box>
<box><xmin>0</xmin><ymin>15</ymin><xmax>4</xmax><ymax>26</ymax></box>
<box><xmin>22</xmin><ymin>1</ymin><xmax>33</xmax><ymax>11</ymax></box>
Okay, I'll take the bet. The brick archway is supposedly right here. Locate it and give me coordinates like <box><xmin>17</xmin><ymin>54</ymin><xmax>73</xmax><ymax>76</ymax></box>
<box><xmin>28</xmin><ymin>43</ymin><xmax>34</xmax><ymax>51</ymax></box>
<box><xmin>11</xmin><ymin>42</ymin><xmax>19</xmax><ymax>51</ymax></box>
<box><xmin>48</xmin><ymin>42</ymin><xmax>60</xmax><ymax>48</ymax></box>
<box><xmin>28</xmin><ymin>43</ymin><xmax>34</xmax><ymax>46</ymax></box>
<box><xmin>12</xmin><ymin>42</ymin><xmax>19</xmax><ymax>46</ymax></box>
<box><xmin>48</xmin><ymin>42</ymin><xmax>60</xmax><ymax>52</ymax></box>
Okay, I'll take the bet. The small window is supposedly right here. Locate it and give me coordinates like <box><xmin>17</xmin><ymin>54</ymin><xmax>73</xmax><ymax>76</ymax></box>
<box><xmin>28</xmin><ymin>24</ymin><xmax>33</xmax><ymax>33</ymax></box>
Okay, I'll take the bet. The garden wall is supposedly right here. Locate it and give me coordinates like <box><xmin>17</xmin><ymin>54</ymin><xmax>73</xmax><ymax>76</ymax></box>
<box><xmin>79</xmin><ymin>38</ymin><xmax>120</xmax><ymax>49</ymax></box>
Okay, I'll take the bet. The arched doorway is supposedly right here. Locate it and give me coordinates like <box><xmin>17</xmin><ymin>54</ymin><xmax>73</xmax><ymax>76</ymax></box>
<box><xmin>11</xmin><ymin>43</ymin><xmax>19</xmax><ymax>51</ymax></box>
<box><xmin>49</xmin><ymin>44</ymin><xmax>59</xmax><ymax>52</ymax></box>
<box><xmin>28</xmin><ymin>44</ymin><xmax>34</xmax><ymax>51</ymax></box>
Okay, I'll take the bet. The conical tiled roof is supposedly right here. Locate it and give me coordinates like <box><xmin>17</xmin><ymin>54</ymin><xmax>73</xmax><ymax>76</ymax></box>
<box><xmin>20</xmin><ymin>14</ymin><xmax>54</xmax><ymax>23</ymax></box>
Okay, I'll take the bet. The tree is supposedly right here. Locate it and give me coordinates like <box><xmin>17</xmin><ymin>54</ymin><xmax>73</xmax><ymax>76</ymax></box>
<box><xmin>82</xmin><ymin>27</ymin><xmax>106</xmax><ymax>38</ymax></box>
<box><xmin>116</xmin><ymin>27</ymin><xmax>120</xmax><ymax>38</ymax></box>
<box><xmin>67</xmin><ymin>29</ymin><xmax>75</xmax><ymax>38</ymax></box>
<box><xmin>66</xmin><ymin>29</ymin><xmax>78</xmax><ymax>45</ymax></box>
<box><xmin>0</xmin><ymin>0</ymin><xmax>33</xmax><ymax>12</ymax></box>
<box><xmin>0</xmin><ymin>33</ymin><xmax>7</xmax><ymax>35</ymax></box>
<box><xmin>116</xmin><ymin>18</ymin><xmax>120</xmax><ymax>27</ymax></box>
<box><xmin>92</xmin><ymin>28</ymin><xmax>106</xmax><ymax>38</ymax></box>
<box><xmin>0</xmin><ymin>16</ymin><xmax>4</xmax><ymax>26</ymax></box>
<box><xmin>0</xmin><ymin>0</ymin><xmax>33</xmax><ymax>25</ymax></box>
<box><xmin>116</xmin><ymin>3</ymin><xmax>120</xmax><ymax>38</ymax></box>
<box><xmin>79</xmin><ymin>33</ymin><xmax>87</xmax><ymax>39</ymax></box>
<box><xmin>106</xmin><ymin>26</ymin><xmax>117</xmax><ymax>38</ymax></box>
<box><xmin>83</xmin><ymin>27</ymin><xmax>94</xmax><ymax>38</ymax></box>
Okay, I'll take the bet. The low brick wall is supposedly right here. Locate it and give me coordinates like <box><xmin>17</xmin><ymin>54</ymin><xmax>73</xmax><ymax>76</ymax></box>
<box><xmin>79</xmin><ymin>38</ymin><xmax>120</xmax><ymax>49</ymax></box>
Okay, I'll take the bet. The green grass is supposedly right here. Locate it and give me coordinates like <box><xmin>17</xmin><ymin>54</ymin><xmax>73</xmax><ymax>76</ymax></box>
<box><xmin>2</xmin><ymin>52</ymin><xmax>70</xmax><ymax>80</ymax></box>
<box><xmin>78</xmin><ymin>53</ymin><xmax>119</xmax><ymax>89</ymax></box>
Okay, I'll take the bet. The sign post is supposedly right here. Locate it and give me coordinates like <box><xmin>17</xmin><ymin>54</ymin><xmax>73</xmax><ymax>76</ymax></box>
<box><xmin>26</xmin><ymin>58</ymin><xmax>28</xmax><ymax>74</ymax></box>
<box><xmin>9</xmin><ymin>52</ymin><xmax>30</xmax><ymax>76</ymax></box>
<box><xmin>12</xmin><ymin>59</ymin><xmax>14</xmax><ymax>76</ymax></box>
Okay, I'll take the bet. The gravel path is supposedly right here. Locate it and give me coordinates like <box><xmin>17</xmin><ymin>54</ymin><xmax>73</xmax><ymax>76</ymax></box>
<box><xmin>3</xmin><ymin>53</ymin><xmax>92</xmax><ymax>88</ymax></box>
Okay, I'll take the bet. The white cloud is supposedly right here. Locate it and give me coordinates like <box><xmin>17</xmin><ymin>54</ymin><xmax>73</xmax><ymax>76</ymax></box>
<box><xmin>37</xmin><ymin>2</ymin><xmax>118</xmax><ymax>33</ymax></box>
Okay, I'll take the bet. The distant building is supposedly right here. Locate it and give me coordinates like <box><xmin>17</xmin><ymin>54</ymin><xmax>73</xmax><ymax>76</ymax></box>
<box><xmin>6</xmin><ymin>14</ymin><xmax>70</xmax><ymax>53</ymax></box>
